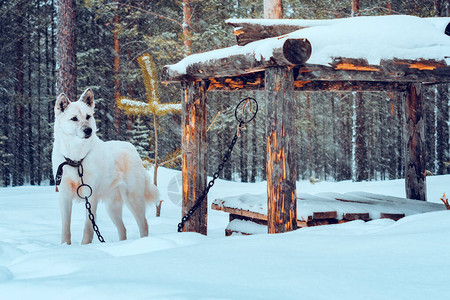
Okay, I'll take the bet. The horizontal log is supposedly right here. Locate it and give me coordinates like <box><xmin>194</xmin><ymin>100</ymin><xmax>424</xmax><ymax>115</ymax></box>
<box><xmin>163</xmin><ymin>57</ymin><xmax>450</xmax><ymax>84</ymax></box>
<box><xmin>225</xmin><ymin>19</ymin><xmax>337</xmax><ymax>46</ymax></box>
<box><xmin>226</xmin><ymin>18</ymin><xmax>450</xmax><ymax>46</ymax></box>
<box><xmin>298</xmin><ymin>58</ymin><xmax>450</xmax><ymax>83</ymax></box>
<box><xmin>161</xmin><ymin>38</ymin><xmax>311</xmax><ymax>81</ymax></box>
<box><xmin>227</xmin><ymin>21</ymin><xmax>306</xmax><ymax>46</ymax></box>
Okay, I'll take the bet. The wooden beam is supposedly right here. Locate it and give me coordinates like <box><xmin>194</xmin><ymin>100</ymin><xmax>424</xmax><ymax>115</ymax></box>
<box><xmin>405</xmin><ymin>83</ymin><xmax>426</xmax><ymax>201</ymax></box>
<box><xmin>265</xmin><ymin>66</ymin><xmax>298</xmax><ymax>234</ymax></box>
<box><xmin>181</xmin><ymin>80</ymin><xmax>208</xmax><ymax>234</ymax></box>
<box><xmin>163</xmin><ymin>57</ymin><xmax>450</xmax><ymax>84</ymax></box>
<box><xmin>211</xmin><ymin>203</ymin><xmax>268</xmax><ymax>221</ymax></box>
<box><xmin>161</xmin><ymin>38</ymin><xmax>311</xmax><ymax>81</ymax></box>
<box><xmin>297</xmin><ymin>58</ymin><xmax>450</xmax><ymax>83</ymax></box>
<box><xmin>205</xmin><ymin>72</ymin><xmax>409</xmax><ymax>92</ymax></box>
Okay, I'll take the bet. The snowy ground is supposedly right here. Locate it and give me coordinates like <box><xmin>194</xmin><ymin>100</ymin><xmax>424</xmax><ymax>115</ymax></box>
<box><xmin>0</xmin><ymin>167</ymin><xmax>449</xmax><ymax>299</ymax></box>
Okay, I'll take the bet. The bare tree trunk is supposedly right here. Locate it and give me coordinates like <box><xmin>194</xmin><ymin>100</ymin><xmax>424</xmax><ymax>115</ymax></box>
<box><xmin>14</xmin><ymin>1</ymin><xmax>25</xmax><ymax>186</ymax></box>
<box><xmin>435</xmin><ymin>84</ymin><xmax>449</xmax><ymax>175</ymax></box>
<box><xmin>183</xmin><ymin>0</ymin><xmax>192</xmax><ymax>55</ymax></box>
<box><xmin>113</xmin><ymin>8</ymin><xmax>121</xmax><ymax>134</ymax></box>
<box><xmin>405</xmin><ymin>83</ymin><xmax>426</xmax><ymax>201</ymax></box>
<box><xmin>355</xmin><ymin>93</ymin><xmax>368</xmax><ymax>181</ymax></box>
<box><xmin>37</xmin><ymin>1</ymin><xmax>42</xmax><ymax>185</ymax></box>
<box><xmin>153</xmin><ymin>113</ymin><xmax>163</xmax><ymax>217</ymax></box>
<box><xmin>56</xmin><ymin>0</ymin><xmax>77</xmax><ymax>100</ymax></box>
<box><xmin>264</xmin><ymin>0</ymin><xmax>283</xmax><ymax>19</ymax></box>
<box><xmin>265</xmin><ymin>66</ymin><xmax>297</xmax><ymax>234</ymax></box>
<box><xmin>352</xmin><ymin>0</ymin><xmax>360</xmax><ymax>17</ymax></box>
<box><xmin>28</xmin><ymin>34</ymin><xmax>34</xmax><ymax>185</ymax></box>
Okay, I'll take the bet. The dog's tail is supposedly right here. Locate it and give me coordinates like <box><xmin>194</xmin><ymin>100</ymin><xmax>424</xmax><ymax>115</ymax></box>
<box><xmin>144</xmin><ymin>173</ymin><xmax>160</xmax><ymax>204</ymax></box>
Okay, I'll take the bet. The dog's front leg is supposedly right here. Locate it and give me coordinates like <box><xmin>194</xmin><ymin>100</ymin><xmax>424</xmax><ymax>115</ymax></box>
<box><xmin>59</xmin><ymin>194</ymin><xmax>73</xmax><ymax>245</ymax></box>
<box><xmin>81</xmin><ymin>196</ymin><xmax>98</xmax><ymax>244</ymax></box>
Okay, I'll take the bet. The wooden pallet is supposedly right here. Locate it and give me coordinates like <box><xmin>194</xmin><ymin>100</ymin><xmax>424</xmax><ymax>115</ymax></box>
<box><xmin>212</xmin><ymin>192</ymin><xmax>445</xmax><ymax>236</ymax></box>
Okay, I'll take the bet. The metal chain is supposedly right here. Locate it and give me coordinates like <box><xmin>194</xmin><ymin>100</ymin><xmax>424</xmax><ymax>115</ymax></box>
<box><xmin>76</xmin><ymin>164</ymin><xmax>105</xmax><ymax>243</ymax></box>
<box><xmin>177</xmin><ymin>122</ymin><xmax>244</xmax><ymax>232</ymax></box>
<box><xmin>177</xmin><ymin>96</ymin><xmax>258</xmax><ymax>232</ymax></box>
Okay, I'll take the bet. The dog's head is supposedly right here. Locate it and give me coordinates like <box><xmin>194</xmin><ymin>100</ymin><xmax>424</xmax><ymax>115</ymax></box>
<box><xmin>55</xmin><ymin>88</ymin><xmax>97</xmax><ymax>140</ymax></box>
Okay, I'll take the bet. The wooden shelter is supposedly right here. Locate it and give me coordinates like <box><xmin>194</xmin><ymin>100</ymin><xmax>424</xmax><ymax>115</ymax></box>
<box><xmin>162</xmin><ymin>15</ymin><xmax>450</xmax><ymax>235</ymax></box>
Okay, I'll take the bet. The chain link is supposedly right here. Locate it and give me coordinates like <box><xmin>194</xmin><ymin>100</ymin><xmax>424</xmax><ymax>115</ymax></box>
<box><xmin>76</xmin><ymin>164</ymin><xmax>105</xmax><ymax>243</ymax></box>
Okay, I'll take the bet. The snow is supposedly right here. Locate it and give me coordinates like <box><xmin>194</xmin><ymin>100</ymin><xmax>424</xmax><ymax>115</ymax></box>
<box><xmin>0</xmin><ymin>167</ymin><xmax>450</xmax><ymax>299</ymax></box>
<box><xmin>166</xmin><ymin>15</ymin><xmax>450</xmax><ymax>76</ymax></box>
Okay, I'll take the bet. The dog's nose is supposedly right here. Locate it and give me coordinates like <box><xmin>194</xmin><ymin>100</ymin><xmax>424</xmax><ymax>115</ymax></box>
<box><xmin>83</xmin><ymin>127</ymin><xmax>92</xmax><ymax>138</ymax></box>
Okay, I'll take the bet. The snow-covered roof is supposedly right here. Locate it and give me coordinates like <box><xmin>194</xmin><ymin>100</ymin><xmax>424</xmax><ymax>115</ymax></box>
<box><xmin>165</xmin><ymin>15</ymin><xmax>450</xmax><ymax>79</ymax></box>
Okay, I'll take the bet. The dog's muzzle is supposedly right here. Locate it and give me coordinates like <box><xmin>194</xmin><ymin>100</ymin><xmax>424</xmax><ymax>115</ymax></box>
<box><xmin>83</xmin><ymin>127</ymin><xmax>92</xmax><ymax>138</ymax></box>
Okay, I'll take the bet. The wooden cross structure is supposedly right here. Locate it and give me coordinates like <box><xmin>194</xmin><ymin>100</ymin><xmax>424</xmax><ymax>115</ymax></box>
<box><xmin>162</xmin><ymin>16</ymin><xmax>450</xmax><ymax>235</ymax></box>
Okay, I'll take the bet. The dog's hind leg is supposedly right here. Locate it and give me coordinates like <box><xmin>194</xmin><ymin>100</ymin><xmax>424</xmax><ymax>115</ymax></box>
<box><xmin>81</xmin><ymin>196</ymin><xmax>98</xmax><ymax>244</ymax></box>
<box><xmin>125</xmin><ymin>193</ymin><xmax>148</xmax><ymax>238</ymax></box>
<box><xmin>59</xmin><ymin>194</ymin><xmax>73</xmax><ymax>245</ymax></box>
<box><xmin>106</xmin><ymin>191</ymin><xmax>127</xmax><ymax>241</ymax></box>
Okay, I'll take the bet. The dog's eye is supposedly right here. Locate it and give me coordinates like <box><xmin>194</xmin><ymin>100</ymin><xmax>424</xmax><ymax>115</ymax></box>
<box><xmin>86</xmin><ymin>115</ymin><xmax>91</xmax><ymax>120</ymax></box>
<box><xmin>71</xmin><ymin>116</ymin><xmax>78</xmax><ymax>121</ymax></box>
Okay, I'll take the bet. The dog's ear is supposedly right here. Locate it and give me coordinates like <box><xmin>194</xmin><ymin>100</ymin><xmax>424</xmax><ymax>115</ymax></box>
<box><xmin>79</xmin><ymin>88</ymin><xmax>95</xmax><ymax>108</ymax></box>
<box><xmin>55</xmin><ymin>94</ymin><xmax>71</xmax><ymax>116</ymax></box>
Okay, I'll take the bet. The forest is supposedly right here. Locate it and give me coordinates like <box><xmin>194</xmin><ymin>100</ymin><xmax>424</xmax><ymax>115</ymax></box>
<box><xmin>0</xmin><ymin>0</ymin><xmax>449</xmax><ymax>187</ymax></box>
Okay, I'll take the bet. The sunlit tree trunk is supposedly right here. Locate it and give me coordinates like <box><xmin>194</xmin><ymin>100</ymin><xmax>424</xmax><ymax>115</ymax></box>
<box><xmin>183</xmin><ymin>0</ymin><xmax>192</xmax><ymax>55</ymax></box>
<box><xmin>264</xmin><ymin>0</ymin><xmax>283</xmax><ymax>19</ymax></box>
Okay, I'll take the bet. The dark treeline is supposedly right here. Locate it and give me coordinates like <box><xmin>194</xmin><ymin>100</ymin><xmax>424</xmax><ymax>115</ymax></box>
<box><xmin>0</xmin><ymin>0</ymin><xmax>449</xmax><ymax>187</ymax></box>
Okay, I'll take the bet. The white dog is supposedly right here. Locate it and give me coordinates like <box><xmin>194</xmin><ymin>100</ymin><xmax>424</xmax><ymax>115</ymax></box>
<box><xmin>52</xmin><ymin>88</ymin><xmax>159</xmax><ymax>245</ymax></box>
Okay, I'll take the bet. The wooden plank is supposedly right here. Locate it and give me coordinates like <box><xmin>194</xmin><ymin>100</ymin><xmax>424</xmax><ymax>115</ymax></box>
<box><xmin>229</xmin><ymin>213</ymin><xmax>268</xmax><ymax>226</ymax></box>
<box><xmin>211</xmin><ymin>203</ymin><xmax>268</xmax><ymax>221</ymax></box>
<box><xmin>380</xmin><ymin>213</ymin><xmax>405</xmax><ymax>221</ymax></box>
<box><xmin>181</xmin><ymin>80</ymin><xmax>208</xmax><ymax>234</ymax></box>
<box><xmin>405</xmin><ymin>83</ymin><xmax>426</xmax><ymax>201</ymax></box>
<box><xmin>225</xmin><ymin>229</ymin><xmax>253</xmax><ymax>236</ymax></box>
<box><xmin>265</xmin><ymin>66</ymin><xmax>298</xmax><ymax>234</ymax></box>
<box><xmin>343</xmin><ymin>213</ymin><xmax>371</xmax><ymax>221</ymax></box>
<box><xmin>307</xmin><ymin>219</ymin><xmax>339</xmax><ymax>227</ymax></box>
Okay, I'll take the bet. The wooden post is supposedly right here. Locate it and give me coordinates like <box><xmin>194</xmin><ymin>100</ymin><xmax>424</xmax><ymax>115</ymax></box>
<box><xmin>265</xmin><ymin>66</ymin><xmax>298</xmax><ymax>233</ymax></box>
<box><xmin>405</xmin><ymin>83</ymin><xmax>426</xmax><ymax>201</ymax></box>
<box><xmin>181</xmin><ymin>80</ymin><xmax>208</xmax><ymax>234</ymax></box>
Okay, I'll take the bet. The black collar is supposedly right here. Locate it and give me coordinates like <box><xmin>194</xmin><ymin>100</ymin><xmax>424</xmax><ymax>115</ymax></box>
<box><xmin>55</xmin><ymin>156</ymin><xmax>85</xmax><ymax>186</ymax></box>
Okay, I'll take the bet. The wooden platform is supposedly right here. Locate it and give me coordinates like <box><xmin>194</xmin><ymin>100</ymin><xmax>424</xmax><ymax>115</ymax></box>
<box><xmin>211</xmin><ymin>192</ymin><xmax>445</xmax><ymax>236</ymax></box>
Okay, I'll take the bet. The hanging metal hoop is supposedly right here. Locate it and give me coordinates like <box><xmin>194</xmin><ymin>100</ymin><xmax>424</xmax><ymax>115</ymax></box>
<box><xmin>235</xmin><ymin>97</ymin><xmax>258</xmax><ymax>124</ymax></box>
<box><xmin>77</xmin><ymin>183</ymin><xmax>93</xmax><ymax>199</ymax></box>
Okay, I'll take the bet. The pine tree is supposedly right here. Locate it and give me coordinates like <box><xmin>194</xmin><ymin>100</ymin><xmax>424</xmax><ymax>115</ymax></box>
<box><xmin>129</xmin><ymin>117</ymin><xmax>152</xmax><ymax>160</ymax></box>
<box><xmin>118</xmin><ymin>53</ymin><xmax>182</xmax><ymax>216</ymax></box>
